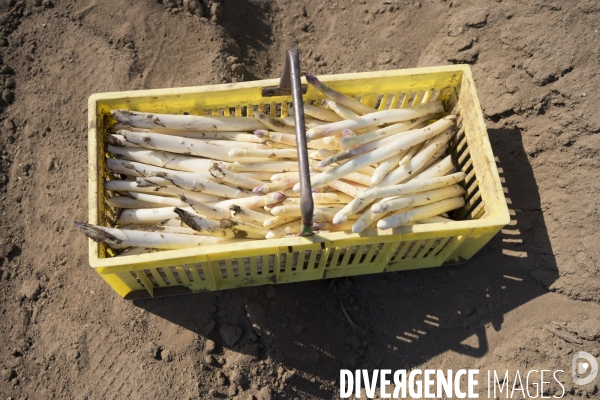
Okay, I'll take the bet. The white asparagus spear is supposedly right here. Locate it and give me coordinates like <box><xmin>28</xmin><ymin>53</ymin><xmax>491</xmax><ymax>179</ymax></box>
<box><xmin>106</xmin><ymin>196</ymin><xmax>179</xmax><ymax>209</ymax></box>
<box><xmin>229</xmin><ymin>148</ymin><xmax>298</xmax><ymax>159</ymax></box>
<box><xmin>208</xmin><ymin>163</ymin><xmax>265</xmax><ymax>191</ymax></box>
<box><xmin>211</xmin><ymin>192</ymin><xmax>286</xmax><ymax>209</ymax></box>
<box><xmin>339</xmin><ymin>116</ymin><xmax>434</xmax><ymax>150</ymax></box>
<box><xmin>306</xmin><ymin>75</ymin><xmax>377</xmax><ymax>115</ymax></box>
<box><xmin>126</xmin><ymin>192</ymin><xmax>189</xmax><ymax>207</ymax></box>
<box><xmin>156</xmin><ymin>172</ymin><xmax>251</xmax><ymax>198</ymax></box>
<box><xmin>271</xmin><ymin>172</ymin><xmax>299</xmax><ymax>181</ymax></box>
<box><xmin>224</xmin><ymin>161</ymin><xmax>299</xmax><ymax>173</ymax></box>
<box><xmin>372</xmin><ymin>184</ymin><xmax>466</xmax><ymax>214</ymax></box>
<box><xmin>325</xmin><ymin>99</ymin><xmax>359</xmax><ymax>119</ymax></box>
<box><xmin>255</xmin><ymin>130</ymin><xmax>295</xmax><ymax>147</ymax></box>
<box><xmin>105</xmin><ymin>180</ymin><xmax>177</xmax><ymax>197</ymax></box>
<box><xmin>265</xmin><ymin>220</ymin><xmax>302</xmax><ymax>239</ymax></box>
<box><xmin>228</xmin><ymin>204</ymin><xmax>270</xmax><ymax>225</ymax></box>
<box><xmin>174</xmin><ymin>207</ymin><xmax>261</xmax><ymax>239</ymax></box>
<box><xmin>283</xmin><ymin>116</ymin><xmax>328</xmax><ymax>129</ymax></box>
<box><xmin>398</xmin><ymin>142</ymin><xmax>424</xmax><ymax>168</ymax></box>
<box><xmin>308</xmin><ymin>160</ymin><xmax>373</xmax><ymax>186</ymax></box>
<box><xmin>326</xmin><ymin>179</ymin><xmax>367</xmax><ymax>197</ymax></box>
<box><xmin>112</xmin><ymin>125</ymin><xmax>267</xmax><ymax>142</ymax></box>
<box><xmin>297</xmin><ymin>116</ymin><xmax>456</xmax><ymax>191</ymax></box>
<box><xmin>108</xmin><ymin>134</ymin><xmax>141</xmax><ymax>147</ymax></box>
<box><xmin>253</xmin><ymin>174</ymin><xmax>300</xmax><ymax>194</ymax></box>
<box><xmin>253</xmin><ymin>111</ymin><xmax>296</xmax><ymax>134</ymax></box>
<box><xmin>360</xmin><ymin>172</ymin><xmax>467</xmax><ymax>201</ymax></box>
<box><xmin>270</xmin><ymin>205</ymin><xmax>302</xmax><ymax>217</ymax></box>
<box><xmin>136</xmin><ymin>171</ymin><xmax>271</xmax><ymax>187</ymax></box>
<box><xmin>149</xmin><ymin>173</ymin><xmax>250</xmax><ymax>199</ymax></box>
<box><xmin>106</xmin><ymin>158</ymin><xmax>192</xmax><ymax>178</ymax></box>
<box><xmin>281</xmin><ymin>189</ymin><xmax>299</xmax><ymax>198</ymax></box>
<box><xmin>111</xmin><ymin>110</ymin><xmax>265</xmax><ymax>131</ymax></box>
<box><xmin>114</xmin><ymin>134</ymin><xmax>272</xmax><ymax>151</ymax></box>
<box><xmin>263</xmin><ymin>215</ymin><xmax>300</xmax><ymax>229</ymax></box>
<box><xmin>306</xmin><ymin>102</ymin><xmax>446</xmax><ymax>140</ymax></box>
<box><xmin>119</xmin><ymin>130</ymin><xmax>236</xmax><ymax>162</ymax></box>
<box><xmin>177</xmin><ymin>195</ymin><xmax>231</xmax><ymax>220</ymax></box>
<box><xmin>370</xmin><ymin>149</ymin><xmax>411</xmax><ymax>184</ymax></box>
<box><xmin>297</xmin><ymin>103</ymin><xmax>343</xmax><ymax>122</ymax></box>
<box><xmin>108</xmin><ymin>144</ymin><xmax>213</xmax><ymax>173</ymax></box>
<box><xmin>220</xmin><ymin>218</ymin><xmax>269</xmax><ymax>237</ymax></box>
<box><xmin>116</xmin><ymin>206</ymin><xmax>187</xmax><ymax>225</ymax></box>
<box><xmin>377</xmin><ymin>197</ymin><xmax>466</xmax><ymax>229</ymax></box>
<box><xmin>76</xmin><ymin>222</ymin><xmax>229</xmax><ymax>250</ymax></box>
<box><xmin>413</xmin><ymin>155</ymin><xmax>455</xmax><ymax>180</ymax></box>
<box><xmin>173</xmin><ymin>207</ymin><xmax>263</xmax><ymax>239</ymax></box>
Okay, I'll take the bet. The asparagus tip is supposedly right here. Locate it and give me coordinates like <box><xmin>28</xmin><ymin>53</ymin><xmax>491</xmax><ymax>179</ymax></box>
<box><xmin>341</xmin><ymin>129</ymin><xmax>356</xmax><ymax>138</ymax></box>
<box><xmin>351</xmin><ymin>224</ymin><xmax>363</xmax><ymax>234</ymax></box>
<box><xmin>332</xmin><ymin>214</ymin><xmax>348</xmax><ymax>225</ymax></box>
<box><xmin>317</xmin><ymin>158</ymin><xmax>332</xmax><ymax>168</ymax></box>
<box><xmin>305</xmin><ymin>74</ymin><xmax>318</xmax><ymax>85</ymax></box>
<box><xmin>254</xmin><ymin>129</ymin><xmax>267</xmax><ymax>139</ymax></box>
<box><xmin>272</xmin><ymin>192</ymin><xmax>286</xmax><ymax>202</ymax></box>
<box><xmin>371</xmin><ymin>205</ymin><xmax>383</xmax><ymax>214</ymax></box>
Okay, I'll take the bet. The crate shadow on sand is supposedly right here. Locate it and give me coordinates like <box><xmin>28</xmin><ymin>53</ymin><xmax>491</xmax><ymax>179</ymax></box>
<box><xmin>133</xmin><ymin>128</ymin><xmax>558</xmax><ymax>398</ymax></box>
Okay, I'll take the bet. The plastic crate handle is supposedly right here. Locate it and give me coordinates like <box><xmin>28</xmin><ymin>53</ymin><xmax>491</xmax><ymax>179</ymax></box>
<box><xmin>262</xmin><ymin>49</ymin><xmax>314</xmax><ymax>236</ymax></box>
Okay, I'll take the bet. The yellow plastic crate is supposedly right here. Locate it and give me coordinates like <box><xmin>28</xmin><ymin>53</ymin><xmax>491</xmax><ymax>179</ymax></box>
<box><xmin>87</xmin><ymin>65</ymin><xmax>509</xmax><ymax>299</ymax></box>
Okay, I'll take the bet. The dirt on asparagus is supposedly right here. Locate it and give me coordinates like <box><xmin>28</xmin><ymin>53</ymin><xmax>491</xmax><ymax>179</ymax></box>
<box><xmin>1</xmin><ymin>0</ymin><xmax>600</xmax><ymax>399</ymax></box>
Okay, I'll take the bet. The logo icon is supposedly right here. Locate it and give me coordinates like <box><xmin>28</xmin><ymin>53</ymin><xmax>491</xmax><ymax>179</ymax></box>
<box><xmin>572</xmin><ymin>351</ymin><xmax>598</xmax><ymax>386</ymax></box>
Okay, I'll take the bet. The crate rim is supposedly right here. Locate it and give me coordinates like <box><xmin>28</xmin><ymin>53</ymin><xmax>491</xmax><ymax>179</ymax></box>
<box><xmin>88</xmin><ymin>64</ymin><xmax>468</xmax><ymax>103</ymax></box>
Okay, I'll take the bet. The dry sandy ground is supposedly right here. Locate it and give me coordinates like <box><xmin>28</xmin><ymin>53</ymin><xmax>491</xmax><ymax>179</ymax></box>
<box><xmin>1</xmin><ymin>0</ymin><xmax>600</xmax><ymax>399</ymax></box>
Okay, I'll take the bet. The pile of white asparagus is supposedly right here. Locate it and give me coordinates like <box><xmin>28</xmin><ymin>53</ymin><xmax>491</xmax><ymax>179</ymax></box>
<box><xmin>76</xmin><ymin>75</ymin><xmax>466</xmax><ymax>255</ymax></box>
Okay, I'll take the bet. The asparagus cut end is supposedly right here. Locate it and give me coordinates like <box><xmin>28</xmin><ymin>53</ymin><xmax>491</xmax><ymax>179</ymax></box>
<box><xmin>173</xmin><ymin>208</ymin><xmax>203</xmax><ymax>232</ymax></box>
<box><xmin>75</xmin><ymin>222</ymin><xmax>123</xmax><ymax>245</ymax></box>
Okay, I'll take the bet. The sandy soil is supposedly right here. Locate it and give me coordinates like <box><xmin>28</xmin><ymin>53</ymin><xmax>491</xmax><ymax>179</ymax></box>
<box><xmin>1</xmin><ymin>0</ymin><xmax>599</xmax><ymax>399</ymax></box>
